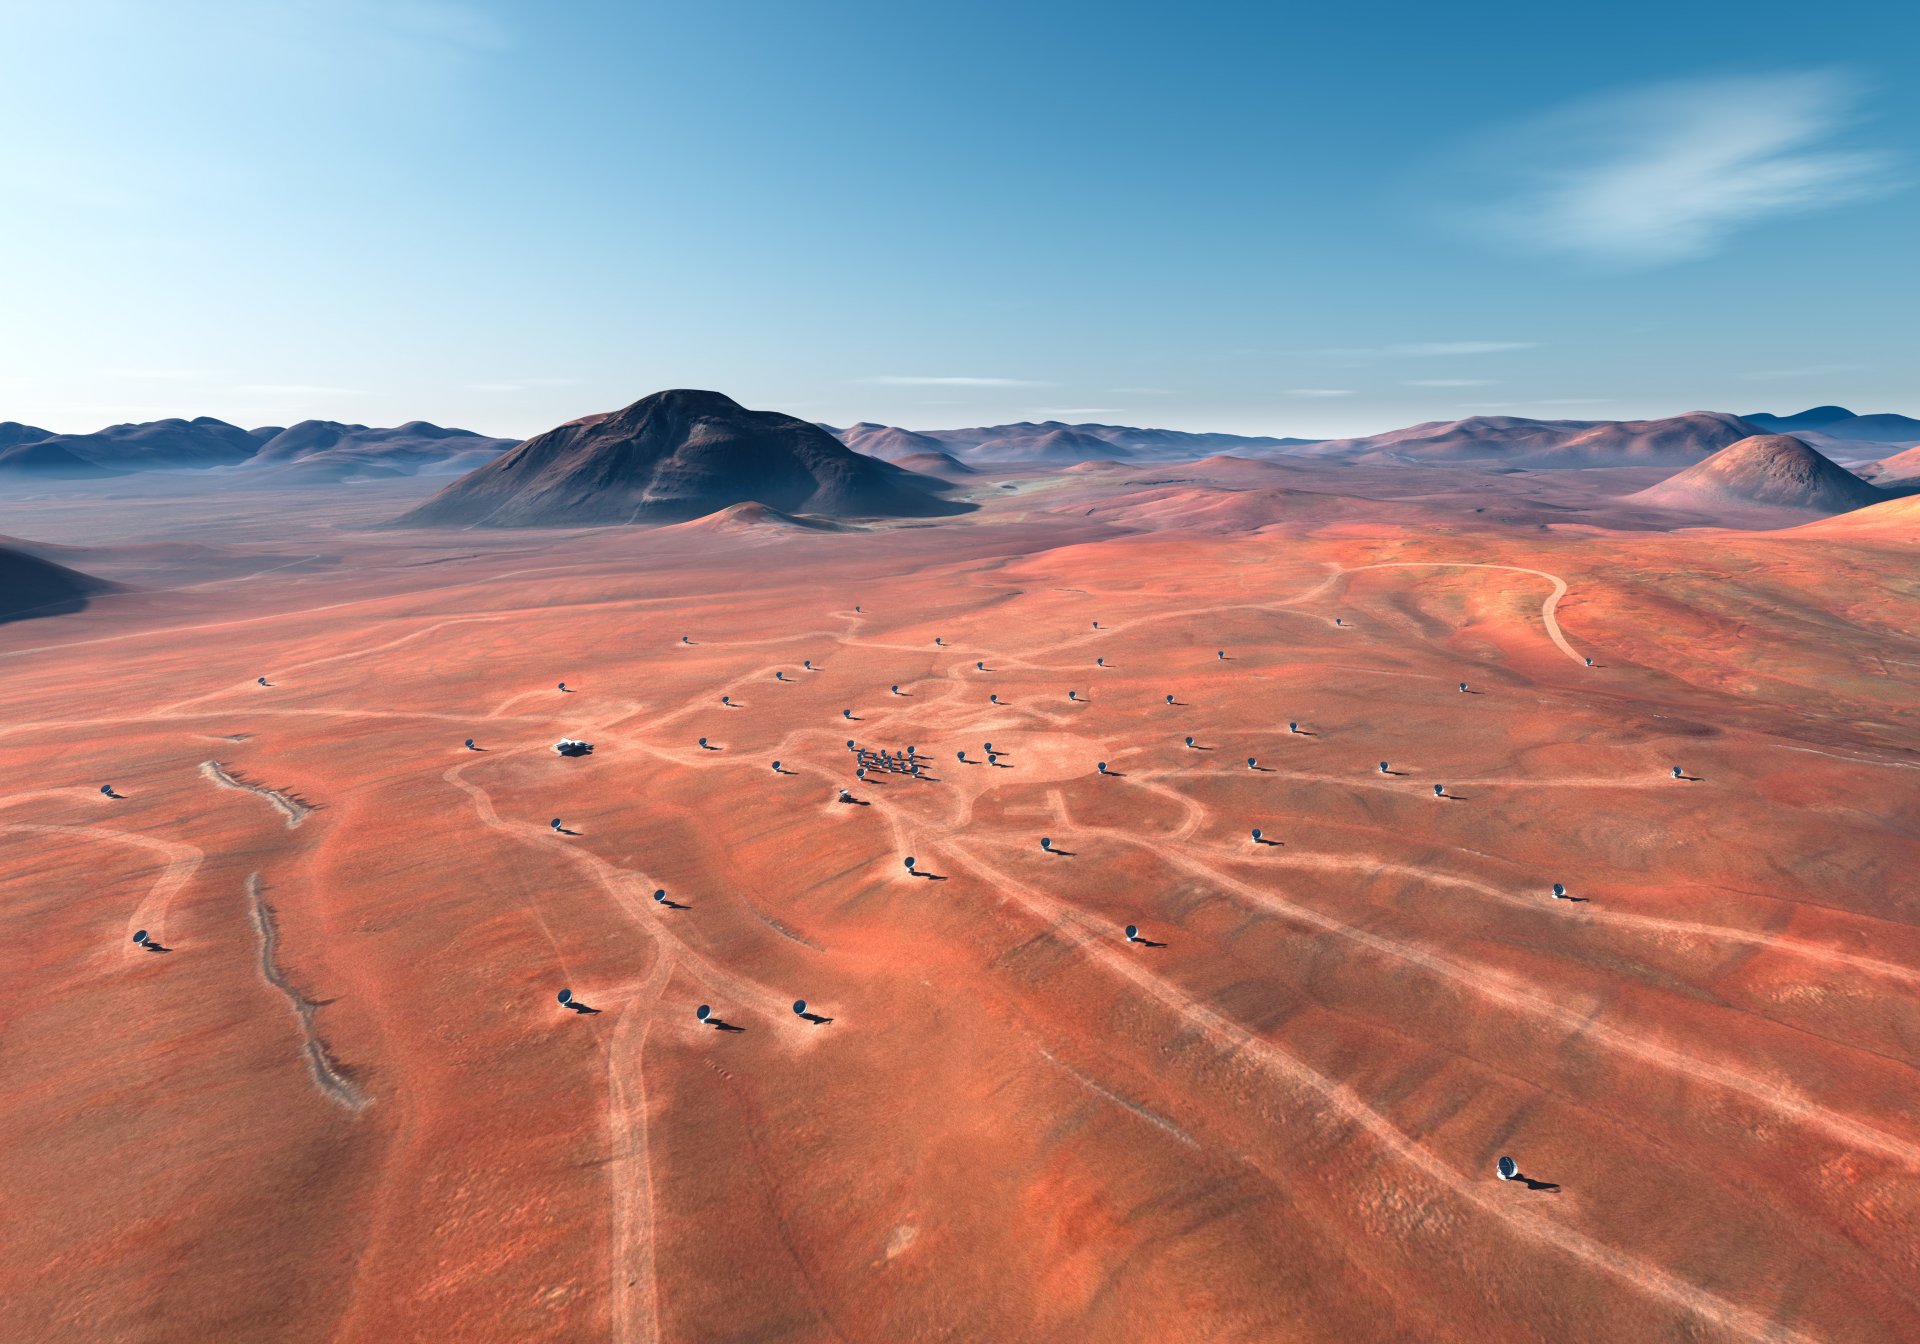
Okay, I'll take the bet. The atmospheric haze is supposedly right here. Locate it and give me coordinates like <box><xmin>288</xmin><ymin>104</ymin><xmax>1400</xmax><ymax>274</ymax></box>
<box><xmin>2</xmin><ymin>2</ymin><xmax>1918</xmax><ymax>1342</ymax></box>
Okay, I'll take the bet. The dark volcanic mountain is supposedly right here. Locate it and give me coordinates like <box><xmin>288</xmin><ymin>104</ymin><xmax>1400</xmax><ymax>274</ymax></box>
<box><xmin>392</xmin><ymin>390</ymin><xmax>972</xmax><ymax>528</ymax></box>
<box><xmin>1743</xmin><ymin>405</ymin><xmax>1920</xmax><ymax>445</ymax></box>
<box><xmin>0</xmin><ymin>539</ymin><xmax>119</xmax><ymax>623</ymax></box>
<box><xmin>1628</xmin><ymin>434</ymin><xmax>1884</xmax><ymax>518</ymax></box>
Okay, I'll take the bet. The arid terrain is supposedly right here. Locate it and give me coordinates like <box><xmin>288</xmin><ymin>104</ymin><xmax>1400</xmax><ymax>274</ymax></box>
<box><xmin>2</xmin><ymin>457</ymin><xmax>1917</xmax><ymax>1343</ymax></box>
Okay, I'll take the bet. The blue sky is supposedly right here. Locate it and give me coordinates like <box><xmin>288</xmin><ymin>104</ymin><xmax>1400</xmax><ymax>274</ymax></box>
<box><xmin>1</xmin><ymin>0</ymin><xmax>1913</xmax><ymax>439</ymax></box>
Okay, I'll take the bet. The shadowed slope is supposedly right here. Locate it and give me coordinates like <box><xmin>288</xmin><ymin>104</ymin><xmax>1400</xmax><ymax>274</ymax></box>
<box><xmin>0</xmin><ymin>540</ymin><xmax>120</xmax><ymax>622</ymax></box>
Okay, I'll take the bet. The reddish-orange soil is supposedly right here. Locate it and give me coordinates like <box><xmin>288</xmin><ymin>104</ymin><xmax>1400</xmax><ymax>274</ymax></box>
<box><xmin>1</xmin><ymin>464</ymin><xmax>1916</xmax><ymax>1342</ymax></box>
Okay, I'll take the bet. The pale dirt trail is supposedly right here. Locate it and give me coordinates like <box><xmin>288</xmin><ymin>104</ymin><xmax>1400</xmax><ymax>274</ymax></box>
<box><xmin>1219</xmin><ymin>845</ymin><xmax>1920</xmax><ymax>990</ymax></box>
<box><xmin>946</xmin><ymin>841</ymin><xmax>1813</xmax><ymax>1344</ymax></box>
<box><xmin>939</xmin><ymin>559</ymin><xmax>1585</xmax><ymax>674</ymax></box>
<box><xmin>0</xmin><ymin>819</ymin><xmax>202</xmax><ymax>947</ymax></box>
<box><xmin>1774</xmin><ymin>745</ymin><xmax>1920</xmax><ymax>773</ymax></box>
<box><xmin>1330</xmin><ymin>561</ymin><xmax>1586</xmax><ymax>666</ymax></box>
<box><xmin>1045</xmin><ymin>824</ymin><xmax>1920</xmax><ymax>1169</ymax></box>
<box><xmin>779</xmin><ymin>557</ymin><xmax>1582</xmax><ymax>710</ymax></box>
<box><xmin>608</xmin><ymin>951</ymin><xmax>674</xmax><ymax>1344</ymax></box>
<box><xmin>1035</xmin><ymin>1046</ymin><xmax>1200</xmax><ymax>1150</ymax></box>
<box><xmin>440</xmin><ymin>759</ymin><xmax>794</xmax><ymax>1025</ymax></box>
<box><xmin>156</xmin><ymin>615</ymin><xmax>510</xmax><ymax>716</ymax></box>
<box><xmin>0</xmin><ymin>705</ymin><xmax>549</xmax><ymax>745</ymax></box>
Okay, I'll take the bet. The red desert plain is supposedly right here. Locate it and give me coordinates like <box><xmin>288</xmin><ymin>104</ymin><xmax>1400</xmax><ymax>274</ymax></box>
<box><xmin>2</xmin><ymin>451</ymin><xmax>1917</xmax><ymax>1344</ymax></box>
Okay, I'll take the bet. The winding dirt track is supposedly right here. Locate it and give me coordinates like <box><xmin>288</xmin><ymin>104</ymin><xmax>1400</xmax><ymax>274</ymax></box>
<box><xmin>1332</xmin><ymin>561</ymin><xmax>1587</xmax><ymax>666</ymax></box>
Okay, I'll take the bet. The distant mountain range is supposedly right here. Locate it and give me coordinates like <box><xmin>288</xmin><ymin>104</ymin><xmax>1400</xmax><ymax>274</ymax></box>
<box><xmin>241</xmin><ymin>421</ymin><xmax>518</xmax><ymax>482</ymax></box>
<box><xmin>830</xmin><ymin>408</ymin><xmax>1918</xmax><ymax>470</ymax></box>
<box><xmin>1296</xmin><ymin>411</ymin><xmax>1765</xmax><ymax>468</ymax></box>
<box><xmin>828</xmin><ymin>420</ymin><xmax>1318</xmax><ymax>465</ymax></box>
<box><xmin>1741</xmin><ymin>405</ymin><xmax>1920</xmax><ymax>444</ymax></box>
<box><xmin>392</xmin><ymin>390</ymin><xmax>972</xmax><ymax>529</ymax></box>
<box><xmin>5</xmin><ymin>402</ymin><xmax>1916</xmax><ymax>491</ymax></box>
<box><xmin>0</xmin><ymin>416</ymin><xmax>514</xmax><ymax>480</ymax></box>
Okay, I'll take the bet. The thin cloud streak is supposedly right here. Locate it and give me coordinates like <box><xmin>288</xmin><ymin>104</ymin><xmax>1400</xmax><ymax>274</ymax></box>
<box><xmin>229</xmin><ymin>383</ymin><xmax>365</xmax><ymax>397</ymax></box>
<box><xmin>1297</xmin><ymin>341</ymin><xmax>1536</xmax><ymax>361</ymax></box>
<box><xmin>1460</xmin><ymin>70</ymin><xmax>1899</xmax><ymax>266</ymax></box>
<box><xmin>468</xmin><ymin>377</ymin><xmax>586</xmax><ymax>392</ymax></box>
<box><xmin>1387</xmin><ymin>341</ymin><xmax>1534</xmax><ymax>357</ymax></box>
<box><xmin>1738</xmin><ymin>363</ymin><xmax>1866</xmax><ymax>380</ymax></box>
<box><xmin>856</xmin><ymin>375</ymin><xmax>1054</xmax><ymax>387</ymax></box>
<box><xmin>1460</xmin><ymin>398</ymin><xmax>1612</xmax><ymax>410</ymax></box>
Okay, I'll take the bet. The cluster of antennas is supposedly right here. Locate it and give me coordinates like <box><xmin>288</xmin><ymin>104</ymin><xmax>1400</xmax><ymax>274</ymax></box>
<box><xmin>849</xmin><ymin>740</ymin><xmax>922</xmax><ymax>777</ymax></box>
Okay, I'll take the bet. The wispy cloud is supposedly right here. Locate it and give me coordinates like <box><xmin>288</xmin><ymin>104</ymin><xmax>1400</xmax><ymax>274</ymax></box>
<box><xmin>1405</xmin><ymin>378</ymin><xmax>1497</xmax><ymax>388</ymax></box>
<box><xmin>468</xmin><ymin>377</ymin><xmax>585</xmax><ymax>393</ymax></box>
<box><xmin>1737</xmin><ymin>363</ymin><xmax>1866</xmax><ymax>380</ymax></box>
<box><xmin>1286</xmin><ymin>388</ymin><xmax>1354</xmax><ymax>398</ymax></box>
<box><xmin>230</xmin><ymin>383</ymin><xmax>364</xmax><ymax>397</ymax></box>
<box><xmin>1462</xmin><ymin>70</ymin><xmax>1898</xmax><ymax>266</ymax></box>
<box><xmin>1460</xmin><ymin>398</ymin><xmax>1611</xmax><ymax>410</ymax></box>
<box><xmin>857</xmin><ymin>376</ymin><xmax>1053</xmax><ymax>387</ymax></box>
<box><xmin>1108</xmin><ymin>386</ymin><xmax>1175</xmax><ymax>395</ymax></box>
<box><xmin>1037</xmin><ymin>408</ymin><xmax>1124</xmax><ymax>415</ymax></box>
<box><xmin>1388</xmin><ymin>341</ymin><xmax>1532</xmax><ymax>357</ymax></box>
<box><xmin>105</xmin><ymin>368</ymin><xmax>225</xmax><ymax>381</ymax></box>
<box><xmin>1301</xmin><ymin>341</ymin><xmax>1535</xmax><ymax>361</ymax></box>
